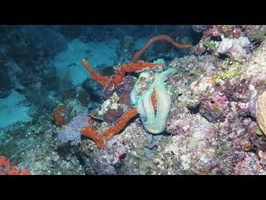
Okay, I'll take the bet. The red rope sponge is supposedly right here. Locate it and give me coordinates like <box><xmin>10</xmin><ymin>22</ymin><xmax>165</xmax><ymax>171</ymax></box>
<box><xmin>81</xmin><ymin>108</ymin><xmax>138</xmax><ymax>147</ymax></box>
<box><xmin>132</xmin><ymin>35</ymin><xmax>191</xmax><ymax>63</ymax></box>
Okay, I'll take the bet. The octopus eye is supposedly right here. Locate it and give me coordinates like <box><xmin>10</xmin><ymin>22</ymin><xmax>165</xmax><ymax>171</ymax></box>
<box><xmin>140</xmin><ymin>77</ymin><xmax>146</xmax><ymax>81</ymax></box>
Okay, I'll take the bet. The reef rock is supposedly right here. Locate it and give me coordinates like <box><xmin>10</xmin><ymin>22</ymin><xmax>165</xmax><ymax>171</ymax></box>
<box><xmin>256</xmin><ymin>91</ymin><xmax>266</xmax><ymax>136</ymax></box>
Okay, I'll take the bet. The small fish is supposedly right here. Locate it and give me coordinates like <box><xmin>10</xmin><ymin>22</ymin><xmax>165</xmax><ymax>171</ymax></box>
<box><xmin>67</xmin><ymin>63</ymin><xmax>77</xmax><ymax>67</ymax></box>
<box><xmin>88</xmin><ymin>113</ymin><xmax>104</xmax><ymax>121</ymax></box>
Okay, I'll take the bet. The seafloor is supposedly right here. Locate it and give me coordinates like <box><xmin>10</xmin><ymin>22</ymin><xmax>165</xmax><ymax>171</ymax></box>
<box><xmin>1</xmin><ymin>25</ymin><xmax>266</xmax><ymax>175</ymax></box>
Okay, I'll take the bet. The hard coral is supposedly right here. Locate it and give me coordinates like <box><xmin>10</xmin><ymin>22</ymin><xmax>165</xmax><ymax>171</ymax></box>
<box><xmin>202</xmin><ymin>25</ymin><xmax>244</xmax><ymax>39</ymax></box>
<box><xmin>107</xmin><ymin>76</ymin><xmax>136</xmax><ymax>107</ymax></box>
<box><xmin>104</xmin><ymin>107</ymin><xmax>124</xmax><ymax>125</ymax></box>
<box><xmin>199</xmin><ymin>92</ymin><xmax>230</xmax><ymax>123</ymax></box>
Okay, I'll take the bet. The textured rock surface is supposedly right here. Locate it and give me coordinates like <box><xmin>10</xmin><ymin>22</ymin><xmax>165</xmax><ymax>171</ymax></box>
<box><xmin>256</xmin><ymin>91</ymin><xmax>266</xmax><ymax>136</ymax></box>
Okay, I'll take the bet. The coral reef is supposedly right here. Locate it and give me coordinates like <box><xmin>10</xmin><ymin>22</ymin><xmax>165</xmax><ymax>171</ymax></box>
<box><xmin>192</xmin><ymin>25</ymin><xmax>250</xmax><ymax>58</ymax></box>
<box><xmin>104</xmin><ymin>107</ymin><xmax>124</xmax><ymax>125</ymax></box>
<box><xmin>199</xmin><ymin>92</ymin><xmax>230</xmax><ymax>123</ymax></box>
<box><xmin>2</xmin><ymin>25</ymin><xmax>266</xmax><ymax>175</ymax></box>
<box><xmin>80</xmin><ymin>35</ymin><xmax>191</xmax><ymax>147</ymax></box>
<box><xmin>81</xmin><ymin>109</ymin><xmax>138</xmax><ymax>147</ymax></box>
<box><xmin>105</xmin><ymin>76</ymin><xmax>136</xmax><ymax>107</ymax></box>
<box><xmin>53</xmin><ymin>106</ymin><xmax>70</xmax><ymax>127</ymax></box>
<box><xmin>0</xmin><ymin>156</ymin><xmax>30</xmax><ymax>175</ymax></box>
<box><xmin>253</xmin><ymin>91</ymin><xmax>266</xmax><ymax>136</ymax></box>
<box><xmin>57</xmin><ymin>114</ymin><xmax>90</xmax><ymax>145</ymax></box>
<box><xmin>243</xmin><ymin>25</ymin><xmax>266</xmax><ymax>42</ymax></box>
<box><xmin>217</xmin><ymin>36</ymin><xmax>250</xmax><ymax>59</ymax></box>
<box><xmin>79</xmin><ymin>34</ymin><xmax>266</xmax><ymax>174</ymax></box>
